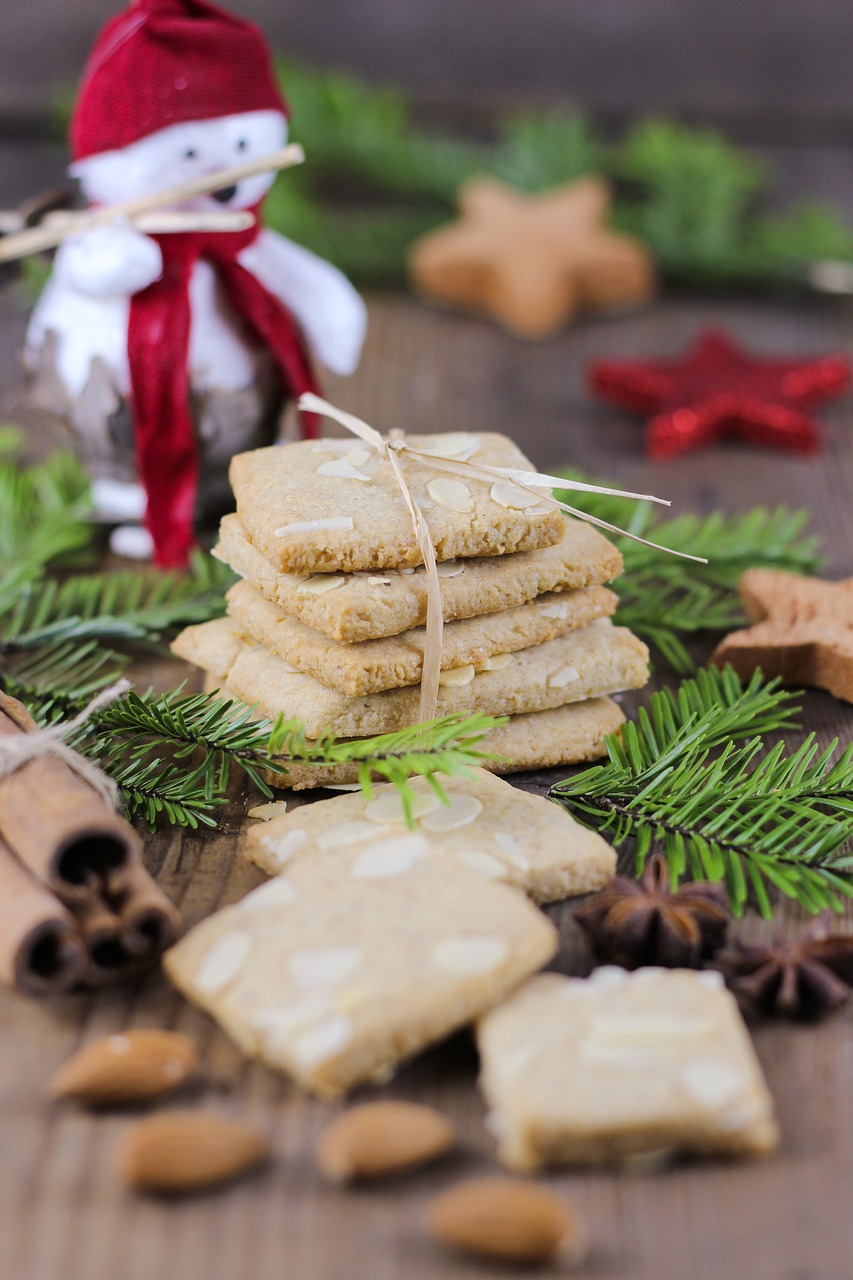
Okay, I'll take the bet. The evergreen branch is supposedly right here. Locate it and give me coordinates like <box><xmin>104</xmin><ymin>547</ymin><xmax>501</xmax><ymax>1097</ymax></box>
<box><xmin>0</xmin><ymin>448</ymin><xmax>94</xmax><ymax>592</ymax></box>
<box><xmin>0</xmin><ymin>673</ymin><xmax>93</xmax><ymax>722</ymax></box>
<box><xmin>82</xmin><ymin>687</ymin><xmax>506</xmax><ymax>828</ymax></box>
<box><xmin>0</xmin><ymin>440</ymin><xmax>232</xmax><ymax>702</ymax></box>
<box><xmin>621</xmin><ymin>507</ymin><xmax>823</xmax><ymax>585</ymax></box>
<box><xmin>264</xmin><ymin>711</ymin><xmax>502</xmax><ymax>815</ymax></box>
<box><xmin>551</xmin><ymin>668</ymin><xmax>853</xmax><ymax>916</ymax></box>
<box><xmin>554</xmin><ymin>473</ymin><xmax>823</xmax><ymax>670</ymax></box>
<box><xmin>103</xmin><ymin>754</ymin><xmax>225</xmax><ymax>830</ymax></box>
<box><xmin>1</xmin><ymin>639</ymin><xmax>130</xmax><ymax>701</ymax></box>
<box><xmin>612</xmin><ymin>575</ymin><xmax>746</xmax><ymax>673</ymax></box>
<box><xmin>0</xmin><ymin>551</ymin><xmax>231</xmax><ymax>653</ymax></box>
<box><xmin>273</xmin><ymin>65</ymin><xmax>853</xmax><ymax>287</ymax></box>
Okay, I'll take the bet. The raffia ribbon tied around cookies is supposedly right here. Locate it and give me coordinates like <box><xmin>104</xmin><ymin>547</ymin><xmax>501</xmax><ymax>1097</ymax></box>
<box><xmin>0</xmin><ymin>680</ymin><xmax>129</xmax><ymax>809</ymax></box>
<box><xmin>299</xmin><ymin>394</ymin><xmax>704</xmax><ymax>722</ymax></box>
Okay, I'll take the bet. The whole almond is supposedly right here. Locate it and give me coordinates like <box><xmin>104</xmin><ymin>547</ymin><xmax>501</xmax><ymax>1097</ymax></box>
<box><xmin>118</xmin><ymin>1111</ymin><xmax>269</xmax><ymax>1193</ymax></box>
<box><xmin>428</xmin><ymin>1177</ymin><xmax>584</xmax><ymax>1266</ymax></box>
<box><xmin>50</xmin><ymin>1030</ymin><xmax>198</xmax><ymax>1106</ymax></box>
<box><xmin>317</xmin><ymin>1101</ymin><xmax>456</xmax><ymax>1182</ymax></box>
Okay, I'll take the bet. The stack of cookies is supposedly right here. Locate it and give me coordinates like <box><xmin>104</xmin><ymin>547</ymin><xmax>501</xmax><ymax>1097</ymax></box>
<box><xmin>172</xmin><ymin>429</ymin><xmax>650</xmax><ymax>783</ymax></box>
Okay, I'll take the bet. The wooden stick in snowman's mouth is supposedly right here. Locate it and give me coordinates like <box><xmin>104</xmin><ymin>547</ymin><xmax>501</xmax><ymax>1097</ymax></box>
<box><xmin>44</xmin><ymin>209</ymin><xmax>257</xmax><ymax>236</ymax></box>
<box><xmin>0</xmin><ymin>142</ymin><xmax>305</xmax><ymax>263</ymax></box>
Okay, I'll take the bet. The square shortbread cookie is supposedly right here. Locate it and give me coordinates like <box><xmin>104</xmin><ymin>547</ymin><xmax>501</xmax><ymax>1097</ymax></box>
<box><xmin>202</xmin><ymin>677</ymin><xmax>626</xmax><ymax>787</ymax></box>
<box><xmin>477</xmin><ymin>969</ymin><xmax>779</xmax><ymax>1171</ymax></box>
<box><xmin>215</xmin><ymin>512</ymin><xmax>623</xmax><ymax>643</ymax></box>
<box><xmin>164</xmin><ymin>844</ymin><xmax>557</xmax><ymax>1098</ymax></box>
<box><xmin>172</xmin><ymin>618</ymin><xmax>649</xmax><ymax>738</ymax></box>
<box><xmin>244</xmin><ymin>768</ymin><xmax>616</xmax><ymax>904</ymax></box>
<box><xmin>226</xmin><ymin>578</ymin><xmax>618</xmax><ymax>695</ymax></box>
<box><xmin>229</xmin><ymin>432</ymin><xmax>566</xmax><ymax>574</ymax></box>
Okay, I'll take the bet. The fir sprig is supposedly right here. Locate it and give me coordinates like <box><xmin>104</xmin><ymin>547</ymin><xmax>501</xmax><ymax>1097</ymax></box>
<box><xmin>82</xmin><ymin>688</ymin><xmax>505</xmax><ymax>828</ymax></box>
<box><xmin>0</xmin><ymin>445</ymin><xmax>95</xmax><ymax>592</ymax></box>
<box><xmin>551</xmin><ymin>667</ymin><xmax>853</xmax><ymax>916</ymax></box>
<box><xmin>104</xmin><ymin>753</ymin><xmax>222</xmax><ymax>831</ymax></box>
<box><xmin>554</xmin><ymin>474</ymin><xmax>823</xmax><ymax>671</ymax></box>
<box><xmin>1</xmin><ymin>553</ymin><xmax>233</xmax><ymax>652</ymax></box>
<box><xmin>0</xmin><ymin>446</ymin><xmax>233</xmax><ymax>699</ymax></box>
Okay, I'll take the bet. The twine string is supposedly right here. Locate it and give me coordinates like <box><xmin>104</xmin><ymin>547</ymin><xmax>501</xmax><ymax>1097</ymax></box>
<box><xmin>298</xmin><ymin>394</ymin><xmax>703</xmax><ymax>724</ymax></box>
<box><xmin>0</xmin><ymin>680</ymin><xmax>131</xmax><ymax>809</ymax></box>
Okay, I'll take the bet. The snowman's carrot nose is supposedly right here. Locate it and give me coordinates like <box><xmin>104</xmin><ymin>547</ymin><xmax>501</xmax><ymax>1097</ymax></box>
<box><xmin>0</xmin><ymin>143</ymin><xmax>305</xmax><ymax>263</ymax></box>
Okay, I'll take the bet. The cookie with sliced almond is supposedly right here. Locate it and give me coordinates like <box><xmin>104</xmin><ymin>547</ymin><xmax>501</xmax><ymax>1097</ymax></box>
<box><xmin>164</xmin><ymin>838</ymin><xmax>556</xmax><ymax>1099</ymax></box>
<box><xmin>245</xmin><ymin>767</ymin><xmax>616</xmax><ymax>905</ymax></box>
<box><xmin>229</xmin><ymin>432</ymin><xmax>565</xmax><ymax>576</ymax></box>
<box><xmin>227</xmin><ymin>575</ymin><xmax>617</xmax><ymax>695</ymax></box>
<box><xmin>477</xmin><ymin>969</ymin><xmax>779</xmax><ymax>1171</ymax></box>
<box><xmin>214</xmin><ymin>510</ymin><xmax>622</xmax><ymax>644</ymax></box>
<box><xmin>172</xmin><ymin>615</ymin><xmax>648</xmax><ymax>738</ymax></box>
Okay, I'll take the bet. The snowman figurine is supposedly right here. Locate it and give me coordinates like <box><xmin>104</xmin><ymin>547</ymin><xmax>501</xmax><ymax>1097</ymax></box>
<box><xmin>25</xmin><ymin>0</ymin><xmax>367</xmax><ymax>567</ymax></box>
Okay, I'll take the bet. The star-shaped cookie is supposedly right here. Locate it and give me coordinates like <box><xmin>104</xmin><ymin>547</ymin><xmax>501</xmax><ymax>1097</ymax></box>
<box><xmin>408</xmin><ymin>176</ymin><xmax>655</xmax><ymax>339</ymax></box>
<box><xmin>590</xmin><ymin>329</ymin><xmax>850</xmax><ymax>459</ymax></box>
<box><xmin>711</xmin><ymin>569</ymin><xmax>853</xmax><ymax>702</ymax></box>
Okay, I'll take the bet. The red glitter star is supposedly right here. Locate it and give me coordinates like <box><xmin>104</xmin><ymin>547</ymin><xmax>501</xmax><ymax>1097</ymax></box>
<box><xmin>589</xmin><ymin>328</ymin><xmax>849</xmax><ymax>460</ymax></box>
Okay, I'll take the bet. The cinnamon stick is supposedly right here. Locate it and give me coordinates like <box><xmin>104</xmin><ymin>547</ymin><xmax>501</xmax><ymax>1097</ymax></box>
<box><xmin>75</xmin><ymin>894</ymin><xmax>136</xmax><ymax>987</ymax></box>
<box><xmin>111</xmin><ymin>859</ymin><xmax>182</xmax><ymax>961</ymax></box>
<box><xmin>0</xmin><ymin>836</ymin><xmax>86</xmax><ymax>995</ymax></box>
<box><xmin>74</xmin><ymin>864</ymin><xmax>182</xmax><ymax>984</ymax></box>
<box><xmin>0</xmin><ymin>691</ymin><xmax>144</xmax><ymax>905</ymax></box>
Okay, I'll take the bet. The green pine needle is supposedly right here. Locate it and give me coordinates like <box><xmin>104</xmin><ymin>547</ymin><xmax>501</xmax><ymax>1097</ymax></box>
<box><xmin>108</xmin><ymin>754</ymin><xmax>226</xmax><ymax>831</ymax></box>
<box><xmin>0</xmin><ymin>447</ymin><xmax>95</xmax><ymax>591</ymax></box>
<box><xmin>555</xmin><ymin>472</ymin><xmax>823</xmax><ymax>672</ymax></box>
<box><xmin>551</xmin><ymin>667</ymin><xmax>853</xmax><ymax>917</ymax></box>
<box><xmin>1</xmin><ymin>551</ymin><xmax>233</xmax><ymax>653</ymax></box>
<box><xmin>83</xmin><ymin>687</ymin><xmax>506</xmax><ymax>828</ymax></box>
<box><xmin>0</xmin><ymin>444</ymin><xmax>233</xmax><ymax>700</ymax></box>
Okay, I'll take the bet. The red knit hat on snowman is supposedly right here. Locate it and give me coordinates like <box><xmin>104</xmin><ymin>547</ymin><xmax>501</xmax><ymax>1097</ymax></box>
<box><xmin>68</xmin><ymin>0</ymin><xmax>319</xmax><ymax>569</ymax></box>
<box><xmin>72</xmin><ymin>0</ymin><xmax>288</xmax><ymax>161</ymax></box>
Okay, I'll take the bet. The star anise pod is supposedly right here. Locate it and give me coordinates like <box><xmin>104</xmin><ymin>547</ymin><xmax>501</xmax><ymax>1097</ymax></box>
<box><xmin>574</xmin><ymin>853</ymin><xmax>730</xmax><ymax>970</ymax></box>
<box><xmin>715</xmin><ymin>914</ymin><xmax>853</xmax><ymax>1019</ymax></box>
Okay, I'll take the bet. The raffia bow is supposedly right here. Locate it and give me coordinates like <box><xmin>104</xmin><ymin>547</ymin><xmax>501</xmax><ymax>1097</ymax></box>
<box><xmin>299</xmin><ymin>394</ymin><xmax>704</xmax><ymax>723</ymax></box>
<box><xmin>0</xmin><ymin>680</ymin><xmax>130</xmax><ymax>808</ymax></box>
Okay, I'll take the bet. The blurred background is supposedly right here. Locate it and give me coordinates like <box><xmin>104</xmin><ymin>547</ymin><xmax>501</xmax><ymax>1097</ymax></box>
<box><xmin>2</xmin><ymin>0</ymin><xmax>853</xmax><ymax>212</ymax></box>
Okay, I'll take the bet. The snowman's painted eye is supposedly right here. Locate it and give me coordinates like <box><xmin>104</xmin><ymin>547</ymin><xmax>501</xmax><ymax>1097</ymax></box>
<box><xmin>184</xmin><ymin>148</ymin><xmax>198</xmax><ymax>160</ymax></box>
<box><xmin>236</xmin><ymin>138</ymin><xmax>248</xmax><ymax>152</ymax></box>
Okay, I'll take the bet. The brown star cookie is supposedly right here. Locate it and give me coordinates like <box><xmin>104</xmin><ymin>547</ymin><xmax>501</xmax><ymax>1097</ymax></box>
<box><xmin>711</xmin><ymin>569</ymin><xmax>853</xmax><ymax>702</ymax></box>
<box><xmin>408</xmin><ymin>177</ymin><xmax>655</xmax><ymax>339</ymax></box>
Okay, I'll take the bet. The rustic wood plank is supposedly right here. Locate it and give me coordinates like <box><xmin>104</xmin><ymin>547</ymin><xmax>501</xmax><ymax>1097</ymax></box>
<box><xmin>1</xmin><ymin>248</ymin><xmax>853</xmax><ymax>1276</ymax></box>
<box><xmin>4</xmin><ymin>0</ymin><xmax>853</xmax><ymax>143</ymax></box>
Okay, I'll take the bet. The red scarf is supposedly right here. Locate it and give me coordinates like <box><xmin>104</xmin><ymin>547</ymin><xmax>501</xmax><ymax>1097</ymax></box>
<box><xmin>128</xmin><ymin>212</ymin><xmax>320</xmax><ymax>568</ymax></box>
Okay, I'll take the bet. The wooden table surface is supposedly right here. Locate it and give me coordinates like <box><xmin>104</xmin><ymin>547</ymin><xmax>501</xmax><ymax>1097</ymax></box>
<box><xmin>2</xmin><ymin>172</ymin><xmax>853</xmax><ymax>1280</ymax></box>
